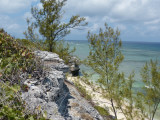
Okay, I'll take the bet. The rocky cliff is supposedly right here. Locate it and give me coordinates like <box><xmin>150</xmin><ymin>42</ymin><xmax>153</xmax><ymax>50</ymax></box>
<box><xmin>21</xmin><ymin>51</ymin><xmax>103</xmax><ymax>120</ymax></box>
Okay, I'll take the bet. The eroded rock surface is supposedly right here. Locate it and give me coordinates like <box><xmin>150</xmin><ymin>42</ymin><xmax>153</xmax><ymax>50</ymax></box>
<box><xmin>21</xmin><ymin>51</ymin><xmax>103</xmax><ymax>120</ymax></box>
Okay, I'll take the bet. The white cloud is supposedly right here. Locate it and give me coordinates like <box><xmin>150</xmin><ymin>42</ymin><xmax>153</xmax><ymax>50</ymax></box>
<box><xmin>0</xmin><ymin>0</ymin><xmax>37</xmax><ymax>13</ymax></box>
<box><xmin>63</xmin><ymin>0</ymin><xmax>160</xmax><ymax>41</ymax></box>
<box><xmin>7</xmin><ymin>23</ymin><xmax>20</xmax><ymax>30</ymax></box>
<box><xmin>65</xmin><ymin>0</ymin><xmax>160</xmax><ymax>23</ymax></box>
<box><xmin>37</xmin><ymin>3</ymin><xmax>43</xmax><ymax>9</ymax></box>
<box><xmin>90</xmin><ymin>23</ymin><xmax>99</xmax><ymax>32</ymax></box>
<box><xmin>0</xmin><ymin>0</ymin><xmax>160</xmax><ymax>41</ymax></box>
<box><xmin>0</xmin><ymin>0</ymin><xmax>38</xmax><ymax>38</ymax></box>
<box><xmin>147</xmin><ymin>26</ymin><xmax>159</xmax><ymax>32</ymax></box>
<box><xmin>102</xmin><ymin>16</ymin><xmax>119</xmax><ymax>23</ymax></box>
<box><xmin>23</xmin><ymin>12</ymin><xmax>32</xmax><ymax>20</ymax></box>
<box><xmin>144</xmin><ymin>19</ymin><xmax>160</xmax><ymax>25</ymax></box>
<box><xmin>116</xmin><ymin>24</ymin><xmax>127</xmax><ymax>31</ymax></box>
<box><xmin>0</xmin><ymin>14</ymin><xmax>24</xmax><ymax>38</ymax></box>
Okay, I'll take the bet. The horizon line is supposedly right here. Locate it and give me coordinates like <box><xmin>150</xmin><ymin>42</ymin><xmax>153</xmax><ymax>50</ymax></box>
<box><xmin>64</xmin><ymin>39</ymin><xmax>160</xmax><ymax>43</ymax></box>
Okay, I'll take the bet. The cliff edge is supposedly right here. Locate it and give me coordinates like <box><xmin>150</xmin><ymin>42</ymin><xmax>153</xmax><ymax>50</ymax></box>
<box><xmin>21</xmin><ymin>51</ymin><xmax>103</xmax><ymax>120</ymax></box>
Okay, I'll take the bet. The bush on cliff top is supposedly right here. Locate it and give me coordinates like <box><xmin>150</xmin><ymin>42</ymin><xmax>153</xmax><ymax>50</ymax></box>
<box><xmin>0</xmin><ymin>28</ymin><xmax>34</xmax><ymax>76</ymax></box>
<box><xmin>0</xmin><ymin>29</ymin><xmax>46</xmax><ymax>120</ymax></box>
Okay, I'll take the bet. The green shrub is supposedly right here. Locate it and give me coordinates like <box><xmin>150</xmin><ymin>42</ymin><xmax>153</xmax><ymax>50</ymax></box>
<box><xmin>0</xmin><ymin>30</ymin><xmax>35</xmax><ymax>76</ymax></box>
<box><xmin>94</xmin><ymin>106</ymin><xmax>109</xmax><ymax>117</ymax></box>
<box><xmin>0</xmin><ymin>29</ymin><xmax>47</xmax><ymax>120</ymax></box>
<box><xmin>0</xmin><ymin>81</ymin><xmax>46</xmax><ymax>120</ymax></box>
<box><xmin>74</xmin><ymin>82</ymin><xmax>92</xmax><ymax>101</ymax></box>
<box><xmin>17</xmin><ymin>38</ymin><xmax>47</xmax><ymax>51</ymax></box>
<box><xmin>53</xmin><ymin>40</ymin><xmax>76</xmax><ymax>64</ymax></box>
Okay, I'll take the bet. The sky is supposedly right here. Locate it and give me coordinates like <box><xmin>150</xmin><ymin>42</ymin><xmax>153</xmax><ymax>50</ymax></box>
<box><xmin>0</xmin><ymin>0</ymin><xmax>160</xmax><ymax>42</ymax></box>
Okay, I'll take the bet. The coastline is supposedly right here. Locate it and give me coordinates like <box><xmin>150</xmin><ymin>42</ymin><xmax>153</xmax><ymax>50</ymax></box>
<box><xmin>67</xmin><ymin>75</ymin><xmax>125</xmax><ymax>120</ymax></box>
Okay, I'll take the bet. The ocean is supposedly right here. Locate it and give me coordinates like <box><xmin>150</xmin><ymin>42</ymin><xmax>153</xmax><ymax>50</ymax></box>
<box><xmin>68</xmin><ymin>40</ymin><xmax>160</xmax><ymax>82</ymax></box>
<box><xmin>67</xmin><ymin>40</ymin><xmax>160</xmax><ymax>119</ymax></box>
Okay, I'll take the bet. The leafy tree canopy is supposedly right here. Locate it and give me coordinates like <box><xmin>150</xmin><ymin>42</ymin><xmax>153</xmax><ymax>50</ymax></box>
<box><xmin>85</xmin><ymin>23</ymin><xmax>124</xmax><ymax>119</ymax></box>
<box><xmin>31</xmin><ymin>0</ymin><xmax>87</xmax><ymax>51</ymax></box>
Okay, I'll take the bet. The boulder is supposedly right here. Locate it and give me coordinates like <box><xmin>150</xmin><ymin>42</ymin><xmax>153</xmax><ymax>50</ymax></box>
<box><xmin>21</xmin><ymin>70</ymin><xmax>65</xmax><ymax>119</ymax></box>
<box><xmin>34</xmin><ymin>50</ymin><xmax>69</xmax><ymax>73</ymax></box>
<box><xmin>68</xmin><ymin>56</ymin><xmax>80</xmax><ymax>76</ymax></box>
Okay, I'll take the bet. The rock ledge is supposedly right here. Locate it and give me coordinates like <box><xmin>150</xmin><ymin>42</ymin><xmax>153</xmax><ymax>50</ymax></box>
<box><xmin>21</xmin><ymin>50</ymin><xmax>103</xmax><ymax>120</ymax></box>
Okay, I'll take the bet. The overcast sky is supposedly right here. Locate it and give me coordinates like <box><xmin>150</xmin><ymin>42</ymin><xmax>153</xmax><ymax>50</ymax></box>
<box><xmin>0</xmin><ymin>0</ymin><xmax>160</xmax><ymax>42</ymax></box>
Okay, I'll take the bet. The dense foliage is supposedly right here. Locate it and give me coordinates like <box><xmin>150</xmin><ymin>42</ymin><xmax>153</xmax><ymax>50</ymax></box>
<box><xmin>140</xmin><ymin>60</ymin><xmax>160</xmax><ymax>120</ymax></box>
<box><xmin>83</xmin><ymin>23</ymin><xmax>160</xmax><ymax>120</ymax></box>
<box><xmin>85</xmin><ymin>23</ymin><xmax>124</xmax><ymax>119</ymax></box>
<box><xmin>0</xmin><ymin>29</ymin><xmax>34</xmax><ymax>76</ymax></box>
<box><xmin>53</xmin><ymin>40</ymin><xmax>76</xmax><ymax>64</ymax></box>
<box><xmin>17</xmin><ymin>38</ymin><xmax>47</xmax><ymax>51</ymax></box>
<box><xmin>0</xmin><ymin>29</ymin><xmax>46</xmax><ymax>119</ymax></box>
<box><xmin>1</xmin><ymin>0</ymin><xmax>160</xmax><ymax>118</ymax></box>
<box><xmin>31</xmin><ymin>0</ymin><xmax>87</xmax><ymax>52</ymax></box>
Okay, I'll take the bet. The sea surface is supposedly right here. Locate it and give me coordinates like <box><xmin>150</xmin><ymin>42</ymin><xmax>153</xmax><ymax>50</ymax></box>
<box><xmin>67</xmin><ymin>40</ymin><xmax>160</xmax><ymax>119</ymax></box>
<box><xmin>68</xmin><ymin>40</ymin><xmax>160</xmax><ymax>82</ymax></box>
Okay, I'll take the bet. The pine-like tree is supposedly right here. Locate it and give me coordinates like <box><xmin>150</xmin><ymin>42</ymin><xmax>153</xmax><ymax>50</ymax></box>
<box><xmin>86</xmin><ymin>23</ymin><xmax>124</xmax><ymax>119</ymax></box>
<box><xmin>141</xmin><ymin>60</ymin><xmax>160</xmax><ymax>120</ymax></box>
<box><xmin>31</xmin><ymin>0</ymin><xmax>87</xmax><ymax>51</ymax></box>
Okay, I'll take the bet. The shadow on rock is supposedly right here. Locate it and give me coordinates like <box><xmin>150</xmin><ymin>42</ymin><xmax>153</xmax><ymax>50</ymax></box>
<box><xmin>55</xmin><ymin>83</ymin><xmax>74</xmax><ymax>118</ymax></box>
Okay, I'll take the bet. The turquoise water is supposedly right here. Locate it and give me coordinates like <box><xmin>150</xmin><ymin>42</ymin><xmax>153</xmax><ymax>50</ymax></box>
<box><xmin>67</xmin><ymin>40</ymin><xmax>160</xmax><ymax>119</ymax></box>
<box><xmin>68</xmin><ymin>40</ymin><xmax>160</xmax><ymax>83</ymax></box>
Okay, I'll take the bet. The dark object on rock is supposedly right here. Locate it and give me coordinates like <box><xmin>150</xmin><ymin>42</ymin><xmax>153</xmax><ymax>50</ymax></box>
<box><xmin>68</xmin><ymin>57</ymin><xmax>80</xmax><ymax>76</ymax></box>
<box><xmin>70</xmin><ymin>64</ymin><xmax>80</xmax><ymax>76</ymax></box>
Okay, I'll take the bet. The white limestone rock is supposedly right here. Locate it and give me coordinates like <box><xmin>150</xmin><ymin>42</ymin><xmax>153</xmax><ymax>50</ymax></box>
<box><xmin>21</xmin><ymin>51</ymin><xmax>104</xmax><ymax>120</ymax></box>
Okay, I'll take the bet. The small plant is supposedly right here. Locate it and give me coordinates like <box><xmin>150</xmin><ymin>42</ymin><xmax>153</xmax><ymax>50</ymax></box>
<box><xmin>80</xmin><ymin>113</ymin><xmax>94</xmax><ymax>120</ymax></box>
<box><xmin>17</xmin><ymin>38</ymin><xmax>47</xmax><ymax>51</ymax></box>
<box><xmin>71</xmin><ymin>103</ymin><xmax>79</xmax><ymax>107</ymax></box>
<box><xmin>74</xmin><ymin>81</ymin><xmax>92</xmax><ymax>101</ymax></box>
<box><xmin>0</xmin><ymin>81</ymin><xmax>47</xmax><ymax>120</ymax></box>
<box><xmin>94</xmin><ymin>106</ymin><xmax>109</xmax><ymax>117</ymax></box>
<box><xmin>53</xmin><ymin>40</ymin><xmax>76</xmax><ymax>64</ymax></box>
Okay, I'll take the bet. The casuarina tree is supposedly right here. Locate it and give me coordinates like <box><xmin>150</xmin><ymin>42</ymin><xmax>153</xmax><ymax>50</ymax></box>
<box><xmin>31</xmin><ymin>0</ymin><xmax>87</xmax><ymax>51</ymax></box>
<box><xmin>86</xmin><ymin>23</ymin><xmax>124</xmax><ymax>119</ymax></box>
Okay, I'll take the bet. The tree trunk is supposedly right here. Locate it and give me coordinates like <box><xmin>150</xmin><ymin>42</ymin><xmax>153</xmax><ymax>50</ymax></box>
<box><xmin>151</xmin><ymin>102</ymin><xmax>159</xmax><ymax>120</ymax></box>
<box><xmin>49</xmin><ymin>44</ymin><xmax>53</xmax><ymax>52</ymax></box>
<box><xmin>49</xmin><ymin>38</ymin><xmax>53</xmax><ymax>52</ymax></box>
<box><xmin>111</xmin><ymin>98</ymin><xmax>117</xmax><ymax>119</ymax></box>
